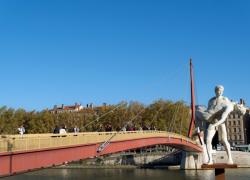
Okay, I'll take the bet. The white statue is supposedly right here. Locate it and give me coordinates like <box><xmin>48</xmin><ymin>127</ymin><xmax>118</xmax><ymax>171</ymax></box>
<box><xmin>196</xmin><ymin>85</ymin><xmax>247</xmax><ymax>164</ymax></box>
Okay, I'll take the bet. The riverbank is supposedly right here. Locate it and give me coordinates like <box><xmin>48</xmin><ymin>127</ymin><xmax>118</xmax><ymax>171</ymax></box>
<box><xmin>53</xmin><ymin>165</ymin><xmax>137</xmax><ymax>169</ymax></box>
<box><xmin>53</xmin><ymin>164</ymin><xmax>182</xmax><ymax>169</ymax></box>
<box><xmin>52</xmin><ymin>150</ymin><xmax>250</xmax><ymax>170</ymax></box>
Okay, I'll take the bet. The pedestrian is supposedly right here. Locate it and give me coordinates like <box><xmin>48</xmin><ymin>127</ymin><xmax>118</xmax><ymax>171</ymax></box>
<box><xmin>59</xmin><ymin>125</ymin><xmax>67</xmax><ymax>134</ymax></box>
<box><xmin>53</xmin><ymin>126</ymin><xmax>60</xmax><ymax>134</ymax></box>
<box><xmin>18</xmin><ymin>125</ymin><xmax>25</xmax><ymax>137</ymax></box>
<box><xmin>73</xmin><ymin>126</ymin><xmax>80</xmax><ymax>133</ymax></box>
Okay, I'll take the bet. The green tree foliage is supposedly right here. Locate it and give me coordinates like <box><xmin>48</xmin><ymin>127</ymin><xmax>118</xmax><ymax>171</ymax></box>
<box><xmin>0</xmin><ymin>100</ymin><xmax>191</xmax><ymax>135</ymax></box>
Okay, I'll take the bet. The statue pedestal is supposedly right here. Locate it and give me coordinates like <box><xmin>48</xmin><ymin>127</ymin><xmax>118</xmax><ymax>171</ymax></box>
<box><xmin>202</xmin><ymin>163</ymin><xmax>237</xmax><ymax>180</ymax></box>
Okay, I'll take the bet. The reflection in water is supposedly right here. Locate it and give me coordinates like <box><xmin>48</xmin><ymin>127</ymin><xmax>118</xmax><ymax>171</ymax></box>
<box><xmin>226</xmin><ymin>169</ymin><xmax>250</xmax><ymax>180</ymax></box>
<box><xmin>61</xmin><ymin>169</ymin><xmax>69</xmax><ymax>178</ymax></box>
<box><xmin>2</xmin><ymin>168</ymin><xmax>250</xmax><ymax>180</ymax></box>
<box><xmin>184</xmin><ymin>170</ymin><xmax>214</xmax><ymax>180</ymax></box>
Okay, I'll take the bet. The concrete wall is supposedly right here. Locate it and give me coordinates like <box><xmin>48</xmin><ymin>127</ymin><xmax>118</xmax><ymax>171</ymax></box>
<box><xmin>79</xmin><ymin>152</ymin><xmax>180</xmax><ymax>166</ymax></box>
<box><xmin>213</xmin><ymin>151</ymin><xmax>250</xmax><ymax>167</ymax></box>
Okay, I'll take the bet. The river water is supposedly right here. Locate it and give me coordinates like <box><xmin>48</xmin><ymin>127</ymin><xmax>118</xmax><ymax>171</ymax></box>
<box><xmin>2</xmin><ymin>168</ymin><xmax>250</xmax><ymax>180</ymax></box>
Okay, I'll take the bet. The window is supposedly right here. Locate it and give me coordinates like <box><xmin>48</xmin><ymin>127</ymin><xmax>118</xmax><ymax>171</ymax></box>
<box><xmin>233</xmin><ymin>121</ymin><xmax>236</xmax><ymax>125</ymax></box>
<box><xmin>234</xmin><ymin>128</ymin><xmax>236</xmax><ymax>132</ymax></box>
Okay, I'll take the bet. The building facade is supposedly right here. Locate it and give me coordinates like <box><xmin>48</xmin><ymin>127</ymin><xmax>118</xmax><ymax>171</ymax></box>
<box><xmin>226</xmin><ymin>112</ymin><xmax>245</xmax><ymax>145</ymax></box>
<box><xmin>225</xmin><ymin>110</ymin><xmax>250</xmax><ymax>145</ymax></box>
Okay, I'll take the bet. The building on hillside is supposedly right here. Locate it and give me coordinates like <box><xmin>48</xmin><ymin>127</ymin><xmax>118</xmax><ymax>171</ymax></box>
<box><xmin>49</xmin><ymin>102</ymin><xmax>109</xmax><ymax>114</ymax></box>
<box><xmin>50</xmin><ymin>103</ymin><xmax>84</xmax><ymax>113</ymax></box>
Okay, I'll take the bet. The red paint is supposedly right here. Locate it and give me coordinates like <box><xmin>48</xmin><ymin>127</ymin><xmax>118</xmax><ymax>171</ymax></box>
<box><xmin>188</xmin><ymin>59</ymin><xmax>196</xmax><ymax>138</ymax></box>
<box><xmin>0</xmin><ymin>137</ymin><xmax>202</xmax><ymax>177</ymax></box>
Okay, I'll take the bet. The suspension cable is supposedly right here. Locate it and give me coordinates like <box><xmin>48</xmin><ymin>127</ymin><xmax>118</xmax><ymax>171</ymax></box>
<box><xmin>96</xmin><ymin>108</ymin><xmax>145</xmax><ymax>153</ymax></box>
<box><xmin>179</xmin><ymin>107</ymin><xmax>184</xmax><ymax>135</ymax></box>
<box><xmin>168</xmin><ymin>103</ymin><xmax>180</xmax><ymax>133</ymax></box>
<box><xmin>83</xmin><ymin>102</ymin><xmax>127</xmax><ymax>129</ymax></box>
<box><xmin>148</xmin><ymin>106</ymin><xmax>161</xmax><ymax>128</ymax></box>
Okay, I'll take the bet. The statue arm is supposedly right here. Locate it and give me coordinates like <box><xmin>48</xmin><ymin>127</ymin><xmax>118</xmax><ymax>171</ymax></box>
<box><xmin>208</xmin><ymin>104</ymin><xmax>234</xmax><ymax>129</ymax></box>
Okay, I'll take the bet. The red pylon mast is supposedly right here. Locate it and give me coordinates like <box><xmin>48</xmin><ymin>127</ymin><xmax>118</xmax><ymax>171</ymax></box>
<box><xmin>188</xmin><ymin>58</ymin><xmax>196</xmax><ymax>138</ymax></box>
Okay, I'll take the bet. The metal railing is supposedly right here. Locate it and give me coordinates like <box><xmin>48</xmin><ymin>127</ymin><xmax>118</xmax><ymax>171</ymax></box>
<box><xmin>0</xmin><ymin>131</ymin><xmax>197</xmax><ymax>153</ymax></box>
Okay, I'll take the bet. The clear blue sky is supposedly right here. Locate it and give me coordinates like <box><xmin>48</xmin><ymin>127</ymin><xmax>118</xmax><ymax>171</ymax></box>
<box><xmin>0</xmin><ymin>0</ymin><xmax>249</xmax><ymax>111</ymax></box>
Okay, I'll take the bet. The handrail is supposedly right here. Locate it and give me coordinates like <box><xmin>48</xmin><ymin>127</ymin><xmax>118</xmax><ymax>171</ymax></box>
<box><xmin>0</xmin><ymin>131</ymin><xmax>199</xmax><ymax>153</ymax></box>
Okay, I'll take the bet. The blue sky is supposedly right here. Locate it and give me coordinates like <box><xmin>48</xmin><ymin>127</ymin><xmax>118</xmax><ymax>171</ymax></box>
<box><xmin>0</xmin><ymin>0</ymin><xmax>249</xmax><ymax>111</ymax></box>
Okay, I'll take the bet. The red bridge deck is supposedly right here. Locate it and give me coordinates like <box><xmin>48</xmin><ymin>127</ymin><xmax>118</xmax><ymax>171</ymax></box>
<box><xmin>0</xmin><ymin>131</ymin><xmax>202</xmax><ymax>176</ymax></box>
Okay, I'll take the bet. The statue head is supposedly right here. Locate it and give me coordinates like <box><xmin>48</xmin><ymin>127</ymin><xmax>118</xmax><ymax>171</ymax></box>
<box><xmin>215</xmin><ymin>85</ymin><xmax>224</xmax><ymax>97</ymax></box>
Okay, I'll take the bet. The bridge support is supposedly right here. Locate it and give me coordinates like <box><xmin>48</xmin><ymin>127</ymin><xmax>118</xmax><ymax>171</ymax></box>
<box><xmin>180</xmin><ymin>152</ymin><xmax>203</xmax><ymax>169</ymax></box>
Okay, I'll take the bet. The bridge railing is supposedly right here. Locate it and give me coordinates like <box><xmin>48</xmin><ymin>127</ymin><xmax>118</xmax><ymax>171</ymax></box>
<box><xmin>0</xmin><ymin>131</ymin><xmax>197</xmax><ymax>153</ymax></box>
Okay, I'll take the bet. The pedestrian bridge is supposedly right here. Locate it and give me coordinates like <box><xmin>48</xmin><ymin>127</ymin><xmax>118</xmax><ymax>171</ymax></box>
<box><xmin>0</xmin><ymin>131</ymin><xmax>202</xmax><ymax>176</ymax></box>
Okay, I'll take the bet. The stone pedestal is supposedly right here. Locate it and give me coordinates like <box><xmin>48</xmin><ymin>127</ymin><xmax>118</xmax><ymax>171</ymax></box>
<box><xmin>202</xmin><ymin>163</ymin><xmax>237</xmax><ymax>180</ymax></box>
